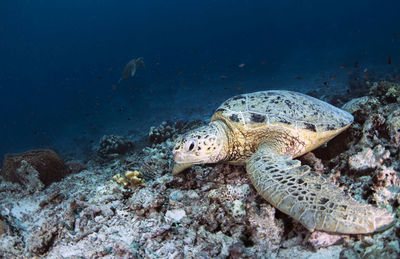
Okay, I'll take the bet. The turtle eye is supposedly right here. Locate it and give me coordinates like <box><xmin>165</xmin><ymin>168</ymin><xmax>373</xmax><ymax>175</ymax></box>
<box><xmin>186</xmin><ymin>141</ymin><xmax>196</xmax><ymax>152</ymax></box>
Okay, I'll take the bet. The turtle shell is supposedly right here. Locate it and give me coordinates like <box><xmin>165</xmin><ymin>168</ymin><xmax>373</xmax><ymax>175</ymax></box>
<box><xmin>211</xmin><ymin>90</ymin><xmax>353</xmax><ymax>133</ymax></box>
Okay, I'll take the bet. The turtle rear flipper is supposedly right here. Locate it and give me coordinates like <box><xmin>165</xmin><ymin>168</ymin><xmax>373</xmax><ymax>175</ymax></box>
<box><xmin>246</xmin><ymin>144</ymin><xmax>395</xmax><ymax>234</ymax></box>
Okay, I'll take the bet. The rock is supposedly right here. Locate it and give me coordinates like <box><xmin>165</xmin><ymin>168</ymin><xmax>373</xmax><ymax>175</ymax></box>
<box><xmin>228</xmin><ymin>241</ymin><xmax>246</xmax><ymax>258</ymax></box>
<box><xmin>362</xmin><ymin>240</ymin><xmax>400</xmax><ymax>259</ymax></box>
<box><xmin>27</xmin><ymin>221</ymin><xmax>59</xmax><ymax>256</ymax></box>
<box><xmin>127</xmin><ymin>188</ymin><xmax>165</xmax><ymax>216</ymax></box>
<box><xmin>230</xmin><ymin>200</ymin><xmax>246</xmax><ymax>218</ymax></box>
<box><xmin>308</xmin><ymin>231</ymin><xmax>343</xmax><ymax>249</ymax></box>
<box><xmin>0</xmin><ymin>219</ymin><xmax>8</xmax><ymax>236</ymax></box>
<box><xmin>1</xmin><ymin>149</ymin><xmax>69</xmax><ymax>187</ymax></box>
<box><xmin>373</xmin><ymin>166</ymin><xmax>399</xmax><ymax>189</ymax></box>
<box><xmin>342</xmin><ymin>96</ymin><xmax>380</xmax><ymax>116</ymax></box>
<box><xmin>339</xmin><ymin>248</ymin><xmax>361</xmax><ymax>259</ymax></box>
<box><xmin>348</xmin><ymin>145</ymin><xmax>390</xmax><ymax>173</ymax></box>
<box><xmin>165</xmin><ymin>209</ymin><xmax>186</xmax><ymax>223</ymax></box>
<box><xmin>300</xmin><ymin>152</ymin><xmax>324</xmax><ymax>174</ymax></box>
<box><xmin>359</xmin><ymin>113</ymin><xmax>386</xmax><ymax>146</ymax></box>
<box><xmin>386</xmin><ymin>106</ymin><xmax>400</xmax><ymax>146</ymax></box>
<box><xmin>247</xmin><ymin>203</ymin><xmax>284</xmax><ymax>256</ymax></box>
<box><xmin>169</xmin><ymin>190</ymin><xmax>185</xmax><ymax>201</ymax></box>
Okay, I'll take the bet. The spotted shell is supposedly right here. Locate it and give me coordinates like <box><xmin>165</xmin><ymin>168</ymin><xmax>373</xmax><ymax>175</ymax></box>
<box><xmin>211</xmin><ymin>90</ymin><xmax>353</xmax><ymax>133</ymax></box>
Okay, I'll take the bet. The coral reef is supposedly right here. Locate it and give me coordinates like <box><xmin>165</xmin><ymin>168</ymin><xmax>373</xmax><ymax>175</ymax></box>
<box><xmin>0</xmin><ymin>82</ymin><xmax>399</xmax><ymax>258</ymax></box>
<box><xmin>97</xmin><ymin>135</ymin><xmax>134</xmax><ymax>159</ymax></box>
<box><xmin>149</xmin><ymin>121</ymin><xmax>175</xmax><ymax>144</ymax></box>
<box><xmin>369</xmin><ymin>80</ymin><xmax>400</xmax><ymax>103</ymax></box>
<box><xmin>148</xmin><ymin>120</ymin><xmax>206</xmax><ymax>145</ymax></box>
<box><xmin>1</xmin><ymin>149</ymin><xmax>69</xmax><ymax>188</ymax></box>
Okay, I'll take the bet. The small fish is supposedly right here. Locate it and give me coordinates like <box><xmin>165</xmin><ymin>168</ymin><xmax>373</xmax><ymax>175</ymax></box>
<box><xmin>354</xmin><ymin>61</ymin><xmax>359</xmax><ymax>68</ymax></box>
<box><xmin>363</xmin><ymin>68</ymin><xmax>368</xmax><ymax>73</ymax></box>
<box><xmin>235</xmin><ymin>86</ymin><xmax>243</xmax><ymax>91</ymax></box>
<box><xmin>339</xmin><ymin>66</ymin><xmax>346</xmax><ymax>70</ymax></box>
<box><xmin>330</xmin><ymin>75</ymin><xmax>337</xmax><ymax>80</ymax></box>
<box><xmin>260</xmin><ymin>61</ymin><xmax>266</xmax><ymax>65</ymax></box>
<box><xmin>119</xmin><ymin>57</ymin><xmax>145</xmax><ymax>82</ymax></box>
<box><xmin>348</xmin><ymin>69</ymin><xmax>354</xmax><ymax>74</ymax></box>
<box><xmin>238</xmin><ymin>63</ymin><xmax>246</xmax><ymax>68</ymax></box>
<box><xmin>323</xmin><ymin>81</ymin><xmax>328</xmax><ymax>86</ymax></box>
<box><xmin>112</xmin><ymin>84</ymin><xmax>117</xmax><ymax>90</ymax></box>
<box><xmin>388</xmin><ymin>56</ymin><xmax>392</xmax><ymax>65</ymax></box>
<box><xmin>295</xmin><ymin>76</ymin><xmax>302</xmax><ymax>80</ymax></box>
<box><xmin>220</xmin><ymin>75</ymin><xmax>228</xmax><ymax>80</ymax></box>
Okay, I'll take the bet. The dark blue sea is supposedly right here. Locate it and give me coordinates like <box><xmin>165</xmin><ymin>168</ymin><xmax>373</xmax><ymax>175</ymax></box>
<box><xmin>1</xmin><ymin>0</ymin><xmax>399</xmax><ymax>163</ymax></box>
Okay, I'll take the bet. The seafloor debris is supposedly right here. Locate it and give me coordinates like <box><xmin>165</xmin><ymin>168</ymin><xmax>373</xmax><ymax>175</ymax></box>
<box><xmin>0</xmin><ymin>81</ymin><xmax>399</xmax><ymax>258</ymax></box>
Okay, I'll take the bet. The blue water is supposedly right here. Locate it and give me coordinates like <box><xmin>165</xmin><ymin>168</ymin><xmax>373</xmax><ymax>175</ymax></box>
<box><xmin>0</xmin><ymin>0</ymin><xmax>399</xmax><ymax>163</ymax></box>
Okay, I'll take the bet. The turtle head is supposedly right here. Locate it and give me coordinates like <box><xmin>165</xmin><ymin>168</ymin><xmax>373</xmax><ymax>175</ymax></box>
<box><xmin>172</xmin><ymin>122</ymin><xmax>228</xmax><ymax>175</ymax></box>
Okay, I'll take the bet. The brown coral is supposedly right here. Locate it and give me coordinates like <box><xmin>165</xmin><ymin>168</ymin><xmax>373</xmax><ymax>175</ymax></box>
<box><xmin>1</xmin><ymin>149</ymin><xmax>69</xmax><ymax>187</ymax></box>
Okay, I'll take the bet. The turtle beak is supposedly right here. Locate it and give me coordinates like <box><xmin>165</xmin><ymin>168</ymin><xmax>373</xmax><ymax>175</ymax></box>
<box><xmin>172</xmin><ymin>162</ymin><xmax>194</xmax><ymax>175</ymax></box>
<box><xmin>172</xmin><ymin>149</ymin><xmax>194</xmax><ymax>175</ymax></box>
<box><xmin>172</xmin><ymin>149</ymin><xmax>179</xmax><ymax>160</ymax></box>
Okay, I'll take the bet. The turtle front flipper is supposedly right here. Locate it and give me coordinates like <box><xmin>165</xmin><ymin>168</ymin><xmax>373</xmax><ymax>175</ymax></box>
<box><xmin>246</xmin><ymin>144</ymin><xmax>395</xmax><ymax>234</ymax></box>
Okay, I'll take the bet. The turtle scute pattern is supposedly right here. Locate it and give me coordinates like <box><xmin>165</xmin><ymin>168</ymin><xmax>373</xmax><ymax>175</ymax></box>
<box><xmin>246</xmin><ymin>146</ymin><xmax>395</xmax><ymax>234</ymax></box>
<box><xmin>215</xmin><ymin>90</ymin><xmax>353</xmax><ymax>132</ymax></box>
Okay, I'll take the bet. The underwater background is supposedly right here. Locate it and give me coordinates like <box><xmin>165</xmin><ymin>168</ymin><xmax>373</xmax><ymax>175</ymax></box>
<box><xmin>1</xmin><ymin>0</ymin><xmax>399</xmax><ymax>163</ymax></box>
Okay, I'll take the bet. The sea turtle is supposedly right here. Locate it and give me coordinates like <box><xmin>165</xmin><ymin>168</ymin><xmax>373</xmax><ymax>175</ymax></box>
<box><xmin>172</xmin><ymin>90</ymin><xmax>394</xmax><ymax>234</ymax></box>
<box><xmin>118</xmin><ymin>57</ymin><xmax>145</xmax><ymax>83</ymax></box>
